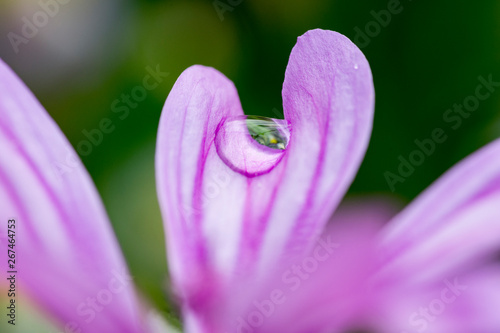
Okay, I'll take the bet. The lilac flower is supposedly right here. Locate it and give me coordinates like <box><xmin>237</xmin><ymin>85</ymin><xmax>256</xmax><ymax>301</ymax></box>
<box><xmin>156</xmin><ymin>29</ymin><xmax>500</xmax><ymax>333</ymax></box>
<box><xmin>1</xmin><ymin>29</ymin><xmax>499</xmax><ymax>333</ymax></box>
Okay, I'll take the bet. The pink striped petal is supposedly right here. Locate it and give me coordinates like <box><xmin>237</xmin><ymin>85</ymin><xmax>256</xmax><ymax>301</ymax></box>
<box><xmin>155</xmin><ymin>29</ymin><xmax>374</xmax><ymax>329</ymax></box>
<box><xmin>377</xmin><ymin>138</ymin><xmax>500</xmax><ymax>285</ymax></box>
<box><xmin>0</xmin><ymin>59</ymin><xmax>145</xmax><ymax>332</ymax></box>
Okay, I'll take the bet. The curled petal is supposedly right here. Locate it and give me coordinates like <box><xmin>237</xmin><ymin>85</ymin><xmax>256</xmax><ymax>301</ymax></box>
<box><xmin>377</xmin><ymin>138</ymin><xmax>500</xmax><ymax>284</ymax></box>
<box><xmin>156</xmin><ymin>29</ymin><xmax>374</xmax><ymax>329</ymax></box>
<box><xmin>0</xmin><ymin>59</ymin><xmax>144</xmax><ymax>332</ymax></box>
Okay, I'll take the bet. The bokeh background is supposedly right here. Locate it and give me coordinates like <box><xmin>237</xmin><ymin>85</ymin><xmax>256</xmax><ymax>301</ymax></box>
<box><xmin>1</xmin><ymin>0</ymin><xmax>499</xmax><ymax>329</ymax></box>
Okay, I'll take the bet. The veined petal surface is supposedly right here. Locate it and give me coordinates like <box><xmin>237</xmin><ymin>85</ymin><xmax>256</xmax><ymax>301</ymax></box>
<box><xmin>156</xmin><ymin>29</ymin><xmax>374</xmax><ymax>330</ymax></box>
<box><xmin>0</xmin><ymin>59</ymin><xmax>145</xmax><ymax>332</ymax></box>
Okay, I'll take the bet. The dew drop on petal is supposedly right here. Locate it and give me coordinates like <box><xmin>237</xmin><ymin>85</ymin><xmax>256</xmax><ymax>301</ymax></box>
<box><xmin>215</xmin><ymin>115</ymin><xmax>291</xmax><ymax>177</ymax></box>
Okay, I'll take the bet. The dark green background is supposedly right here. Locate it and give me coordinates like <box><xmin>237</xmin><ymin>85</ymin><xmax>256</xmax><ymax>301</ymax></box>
<box><xmin>1</xmin><ymin>0</ymin><xmax>499</xmax><ymax>320</ymax></box>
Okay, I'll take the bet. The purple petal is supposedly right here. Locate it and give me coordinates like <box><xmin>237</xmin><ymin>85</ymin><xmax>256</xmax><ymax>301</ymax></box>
<box><xmin>0</xmin><ymin>59</ymin><xmax>144</xmax><ymax>332</ymax></box>
<box><xmin>238</xmin><ymin>199</ymin><xmax>395</xmax><ymax>333</ymax></box>
<box><xmin>456</xmin><ymin>267</ymin><xmax>500</xmax><ymax>332</ymax></box>
<box><xmin>156</xmin><ymin>29</ymin><xmax>374</xmax><ymax>328</ymax></box>
<box><xmin>377</xmin><ymin>138</ymin><xmax>500</xmax><ymax>285</ymax></box>
<box><xmin>375</xmin><ymin>266</ymin><xmax>500</xmax><ymax>333</ymax></box>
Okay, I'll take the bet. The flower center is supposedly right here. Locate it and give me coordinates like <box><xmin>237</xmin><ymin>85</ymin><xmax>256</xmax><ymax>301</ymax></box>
<box><xmin>214</xmin><ymin>115</ymin><xmax>291</xmax><ymax>177</ymax></box>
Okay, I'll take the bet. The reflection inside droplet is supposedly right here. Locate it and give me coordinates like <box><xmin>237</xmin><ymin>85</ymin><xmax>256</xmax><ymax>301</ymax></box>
<box><xmin>246</xmin><ymin>116</ymin><xmax>289</xmax><ymax>150</ymax></box>
<box><xmin>215</xmin><ymin>115</ymin><xmax>291</xmax><ymax>177</ymax></box>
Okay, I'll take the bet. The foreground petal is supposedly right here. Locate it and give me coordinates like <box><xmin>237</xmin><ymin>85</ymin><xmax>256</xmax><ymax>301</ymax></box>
<box><xmin>0</xmin><ymin>59</ymin><xmax>144</xmax><ymax>332</ymax></box>
<box><xmin>376</xmin><ymin>265</ymin><xmax>500</xmax><ymax>333</ymax></box>
<box><xmin>156</xmin><ymin>29</ymin><xmax>374</xmax><ymax>329</ymax></box>
<box><xmin>252</xmin><ymin>195</ymin><xmax>500</xmax><ymax>333</ymax></box>
<box><xmin>238</xmin><ymin>198</ymin><xmax>395</xmax><ymax>333</ymax></box>
<box><xmin>377</xmin><ymin>138</ymin><xmax>500</xmax><ymax>284</ymax></box>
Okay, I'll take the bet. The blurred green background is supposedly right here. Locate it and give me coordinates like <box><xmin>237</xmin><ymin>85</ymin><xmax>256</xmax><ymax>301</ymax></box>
<box><xmin>1</xmin><ymin>0</ymin><xmax>499</xmax><ymax>324</ymax></box>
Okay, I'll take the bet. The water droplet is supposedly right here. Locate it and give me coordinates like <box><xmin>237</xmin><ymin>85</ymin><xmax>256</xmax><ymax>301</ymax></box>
<box><xmin>215</xmin><ymin>115</ymin><xmax>291</xmax><ymax>177</ymax></box>
<box><xmin>246</xmin><ymin>116</ymin><xmax>289</xmax><ymax>150</ymax></box>
<box><xmin>354</xmin><ymin>64</ymin><xmax>359</xmax><ymax>70</ymax></box>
